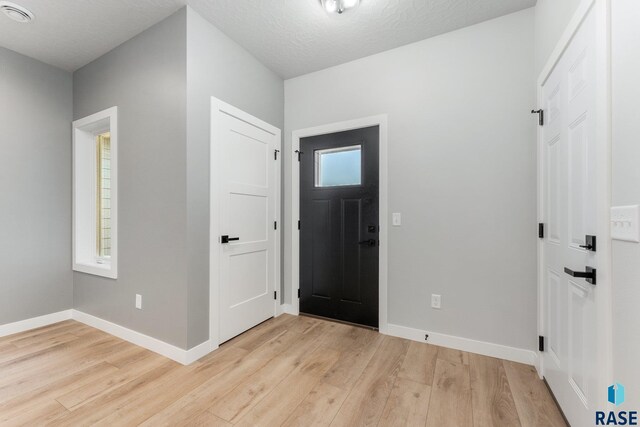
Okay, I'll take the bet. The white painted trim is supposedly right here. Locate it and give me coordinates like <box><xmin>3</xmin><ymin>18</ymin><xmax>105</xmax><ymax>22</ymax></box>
<box><xmin>0</xmin><ymin>310</ymin><xmax>72</xmax><ymax>338</ymax></box>
<box><xmin>1</xmin><ymin>309</ymin><xmax>534</xmax><ymax>367</ymax></box>
<box><xmin>281</xmin><ymin>304</ymin><xmax>297</xmax><ymax>316</ymax></box>
<box><xmin>72</xmin><ymin>106</ymin><xmax>118</xmax><ymax>279</ymax></box>
<box><xmin>2</xmin><ymin>310</ymin><xmax>211</xmax><ymax>365</ymax></box>
<box><xmin>289</xmin><ymin>115</ymin><xmax>389</xmax><ymax>333</ymax></box>
<box><xmin>535</xmin><ymin>0</ymin><xmax>613</xmax><ymax>394</ymax></box>
<box><xmin>72</xmin><ymin>310</ymin><xmax>210</xmax><ymax>365</ymax></box>
<box><xmin>209</xmin><ymin>97</ymin><xmax>282</xmax><ymax>349</ymax></box>
<box><xmin>184</xmin><ymin>339</ymin><xmax>214</xmax><ymax>365</ymax></box>
<box><xmin>593</xmin><ymin>0</ymin><xmax>614</xmax><ymax>398</ymax></box>
<box><xmin>386</xmin><ymin>323</ymin><xmax>537</xmax><ymax>366</ymax></box>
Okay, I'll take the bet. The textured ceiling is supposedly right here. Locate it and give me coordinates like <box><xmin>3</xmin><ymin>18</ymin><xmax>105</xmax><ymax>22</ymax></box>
<box><xmin>0</xmin><ymin>0</ymin><xmax>535</xmax><ymax>76</ymax></box>
<box><xmin>0</xmin><ymin>0</ymin><xmax>184</xmax><ymax>72</ymax></box>
<box><xmin>187</xmin><ymin>0</ymin><xmax>536</xmax><ymax>78</ymax></box>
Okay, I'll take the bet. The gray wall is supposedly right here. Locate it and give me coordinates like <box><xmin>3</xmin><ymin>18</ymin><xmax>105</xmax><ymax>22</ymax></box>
<box><xmin>71</xmin><ymin>7</ymin><xmax>283</xmax><ymax>349</ymax></box>
<box><xmin>284</xmin><ymin>9</ymin><xmax>536</xmax><ymax>350</ymax></box>
<box><xmin>611</xmin><ymin>0</ymin><xmax>640</xmax><ymax>408</ymax></box>
<box><xmin>73</xmin><ymin>9</ymin><xmax>189</xmax><ymax>348</ymax></box>
<box><xmin>185</xmin><ymin>7</ymin><xmax>284</xmax><ymax>347</ymax></box>
<box><xmin>534</xmin><ymin>0</ymin><xmax>582</xmax><ymax>75</ymax></box>
<box><xmin>0</xmin><ymin>47</ymin><xmax>73</xmax><ymax>324</ymax></box>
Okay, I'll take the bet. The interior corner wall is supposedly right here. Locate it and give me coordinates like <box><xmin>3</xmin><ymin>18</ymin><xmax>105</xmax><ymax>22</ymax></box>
<box><xmin>534</xmin><ymin>0</ymin><xmax>583</xmax><ymax>75</ymax></box>
<box><xmin>185</xmin><ymin>6</ymin><xmax>284</xmax><ymax>348</ymax></box>
<box><xmin>611</xmin><ymin>0</ymin><xmax>640</xmax><ymax>408</ymax></box>
<box><xmin>0</xmin><ymin>47</ymin><xmax>73</xmax><ymax>325</ymax></box>
<box><xmin>72</xmin><ymin>9</ymin><xmax>189</xmax><ymax>348</ymax></box>
<box><xmin>284</xmin><ymin>8</ymin><xmax>537</xmax><ymax>351</ymax></box>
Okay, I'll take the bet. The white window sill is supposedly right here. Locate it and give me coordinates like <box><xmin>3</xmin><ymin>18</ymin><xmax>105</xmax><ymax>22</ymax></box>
<box><xmin>73</xmin><ymin>262</ymin><xmax>117</xmax><ymax>279</ymax></box>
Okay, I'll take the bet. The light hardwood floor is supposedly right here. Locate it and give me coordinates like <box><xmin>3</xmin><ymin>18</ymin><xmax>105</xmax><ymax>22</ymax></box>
<box><xmin>0</xmin><ymin>314</ymin><xmax>567</xmax><ymax>426</ymax></box>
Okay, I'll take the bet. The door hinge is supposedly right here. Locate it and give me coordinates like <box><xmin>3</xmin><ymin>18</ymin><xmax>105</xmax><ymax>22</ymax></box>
<box><xmin>274</xmin><ymin>291</ymin><xmax>277</xmax><ymax>300</ymax></box>
<box><xmin>274</xmin><ymin>149</ymin><xmax>280</xmax><ymax>160</ymax></box>
<box><xmin>531</xmin><ymin>109</ymin><xmax>544</xmax><ymax>126</ymax></box>
<box><xmin>298</xmin><ymin>220</ymin><xmax>301</xmax><ymax>230</ymax></box>
<box><xmin>539</xmin><ymin>335</ymin><xmax>545</xmax><ymax>352</ymax></box>
<box><xmin>274</xmin><ymin>221</ymin><xmax>277</xmax><ymax>230</ymax></box>
<box><xmin>294</xmin><ymin>150</ymin><xmax>303</xmax><ymax>161</ymax></box>
<box><xmin>538</xmin><ymin>223</ymin><xmax>544</xmax><ymax>239</ymax></box>
<box><xmin>297</xmin><ymin>289</ymin><xmax>300</xmax><ymax>298</ymax></box>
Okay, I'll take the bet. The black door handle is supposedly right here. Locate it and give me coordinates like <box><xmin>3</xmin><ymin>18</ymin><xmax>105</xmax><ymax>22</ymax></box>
<box><xmin>578</xmin><ymin>235</ymin><xmax>596</xmax><ymax>252</ymax></box>
<box><xmin>564</xmin><ymin>266</ymin><xmax>596</xmax><ymax>285</ymax></box>
<box><xmin>358</xmin><ymin>239</ymin><xmax>377</xmax><ymax>247</ymax></box>
<box><xmin>221</xmin><ymin>235</ymin><xmax>240</xmax><ymax>244</ymax></box>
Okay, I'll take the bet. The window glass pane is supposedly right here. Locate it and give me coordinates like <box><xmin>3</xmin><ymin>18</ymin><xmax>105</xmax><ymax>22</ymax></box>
<box><xmin>96</xmin><ymin>132</ymin><xmax>111</xmax><ymax>258</ymax></box>
<box><xmin>315</xmin><ymin>145</ymin><xmax>362</xmax><ymax>187</ymax></box>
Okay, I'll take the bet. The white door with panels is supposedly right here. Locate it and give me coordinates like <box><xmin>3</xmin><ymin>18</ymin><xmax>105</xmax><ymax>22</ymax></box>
<box><xmin>212</xmin><ymin>100</ymin><xmax>281</xmax><ymax>344</ymax></box>
<box><xmin>540</xmin><ymin>5</ymin><xmax>602</xmax><ymax>426</ymax></box>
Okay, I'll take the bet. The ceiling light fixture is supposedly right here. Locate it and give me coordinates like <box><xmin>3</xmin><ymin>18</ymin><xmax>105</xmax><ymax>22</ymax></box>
<box><xmin>321</xmin><ymin>0</ymin><xmax>360</xmax><ymax>14</ymax></box>
<box><xmin>0</xmin><ymin>1</ymin><xmax>34</xmax><ymax>23</ymax></box>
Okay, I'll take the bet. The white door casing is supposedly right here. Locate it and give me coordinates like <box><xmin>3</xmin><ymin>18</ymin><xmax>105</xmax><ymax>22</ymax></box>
<box><xmin>210</xmin><ymin>99</ymin><xmax>281</xmax><ymax>346</ymax></box>
<box><xmin>538</xmin><ymin>0</ymin><xmax>612</xmax><ymax>425</ymax></box>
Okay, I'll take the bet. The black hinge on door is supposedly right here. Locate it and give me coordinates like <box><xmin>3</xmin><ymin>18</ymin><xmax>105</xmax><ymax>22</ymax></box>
<box><xmin>298</xmin><ymin>220</ymin><xmax>301</xmax><ymax>230</ymax></box>
<box><xmin>297</xmin><ymin>289</ymin><xmax>300</xmax><ymax>298</ymax></box>
<box><xmin>294</xmin><ymin>150</ymin><xmax>303</xmax><ymax>161</ymax></box>
<box><xmin>531</xmin><ymin>109</ymin><xmax>544</xmax><ymax>126</ymax></box>
<box><xmin>539</xmin><ymin>336</ymin><xmax>545</xmax><ymax>352</ymax></box>
<box><xmin>538</xmin><ymin>223</ymin><xmax>544</xmax><ymax>238</ymax></box>
<box><xmin>274</xmin><ymin>149</ymin><xmax>280</xmax><ymax>160</ymax></box>
<box><xmin>274</xmin><ymin>221</ymin><xmax>277</xmax><ymax>230</ymax></box>
<box><xmin>274</xmin><ymin>291</ymin><xmax>277</xmax><ymax>300</ymax></box>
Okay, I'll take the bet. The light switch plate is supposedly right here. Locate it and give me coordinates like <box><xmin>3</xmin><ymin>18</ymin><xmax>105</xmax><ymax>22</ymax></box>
<box><xmin>611</xmin><ymin>205</ymin><xmax>640</xmax><ymax>242</ymax></box>
<box><xmin>392</xmin><ymin>213</ymin><xmax>402</xmax><ymax>226</ymax></box>
<box><xmin>135</xmin><ymin>294</ymin><xmax>142</xmax><ymax>309</ymax></box>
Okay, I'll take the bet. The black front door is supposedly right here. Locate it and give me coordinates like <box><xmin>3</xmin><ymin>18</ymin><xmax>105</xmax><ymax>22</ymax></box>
<box><xmin>299</xmin><ymin>126</ymin><xmax>379</xmax><ymax>328</ymax></box>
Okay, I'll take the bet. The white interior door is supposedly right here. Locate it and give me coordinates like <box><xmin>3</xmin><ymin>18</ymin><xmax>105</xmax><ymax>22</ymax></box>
<box><xmin>541</xmin><ymin>6</ymin><xmax>599</xmax><ymax>426</ymax></box>
<box><xmin>213</xmin><ymin>102</ymin><xmax>280</xmax><ymax>344</ymax></box>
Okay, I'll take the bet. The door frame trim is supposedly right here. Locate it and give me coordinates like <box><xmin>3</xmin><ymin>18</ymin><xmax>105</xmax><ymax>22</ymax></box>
<box><xmin>288</xmin><ymin>115</ymin><xmax>389</xmax><ymax>334</ymax></box>
<box><xmin>536</xmin><ymin>0</ymin><xmax>613</xmax><ymax>400</ymax></box>
<box><xmin>209</xmin><ymin>97</ymin><xmax>282</xmax><ymax>350</ymax></box>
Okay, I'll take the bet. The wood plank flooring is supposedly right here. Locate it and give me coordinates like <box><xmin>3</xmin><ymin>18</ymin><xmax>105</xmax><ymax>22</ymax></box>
<box><xmin>0</xmin><ymin>315</ymin><xmax>567</xmax><ymax>426</ymax></box>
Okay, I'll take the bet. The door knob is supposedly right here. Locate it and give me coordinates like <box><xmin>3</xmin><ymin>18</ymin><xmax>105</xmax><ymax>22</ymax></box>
<box><xmin>358</xmin><ymin>239</ymin><xmax>377</xmax><ymax>247</ymax></box>
<box><xmin>221</xmin><ymin>235</ymin><xmax>240</xmax><ymax>244</ymax></box>
<box><xmin>564</xmin><ymin>266</ymin><xmax>596</xmax><ymax>285</ymax></box>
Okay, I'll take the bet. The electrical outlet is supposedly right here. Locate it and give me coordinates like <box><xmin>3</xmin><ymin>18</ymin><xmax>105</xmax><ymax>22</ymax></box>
<box><xmin>135</xmin><ymin>294</ymin><xmax>142</xmax><ymax>310</ymax></box>
<box><xmin>431</xmin><ymin>294</ymin><xmax>441</xmax><ymax>309</ymax></box>
<box><xmin>392</xmin><ymin>213</ymin><xmax>402</xmax><ymax>226</ymax></box>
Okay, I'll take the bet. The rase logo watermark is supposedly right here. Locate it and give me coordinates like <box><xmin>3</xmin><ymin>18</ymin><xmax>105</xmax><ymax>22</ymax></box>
<box><xmin>596</xmin><ymin>383</ymin><xmax>638</xmax><ymax>426</ymax></box>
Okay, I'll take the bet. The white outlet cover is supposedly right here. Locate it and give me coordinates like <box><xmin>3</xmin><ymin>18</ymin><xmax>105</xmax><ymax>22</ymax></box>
<box><xmin>392</xmin><ymin>213</ymin><xmax>402</xmax><ymax>226</ymax></box>
<box><xmin>431</xmin><ymin>294</ymin><xmax>441</xmax><ymax>309</ymax></box>
<box><xmin>611</xmin><ymin>205</ymin><xmax>640</xmax><ymax>242</ymax></box>
<box><xmin>135</xmin><ymin>294</ymin><xmax>142</xmax><ymax>309</ymax></box>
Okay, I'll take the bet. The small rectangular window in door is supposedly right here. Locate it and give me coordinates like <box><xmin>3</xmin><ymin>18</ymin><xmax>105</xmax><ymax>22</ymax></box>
<box><xmin>314</xmin><ymin>145</ymin><xmax>362</xmax><ymax>187</ymax></box>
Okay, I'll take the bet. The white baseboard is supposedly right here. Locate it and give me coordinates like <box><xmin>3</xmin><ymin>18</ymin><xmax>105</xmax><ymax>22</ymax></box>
<box><xmin>1</xmin><ymin>310</ymin><xmax>537</xmax><ymax>368</ymax></box>
<box><xmin>185</xmin><ymin>339</ymin><xmax>216</xmax><ymax>364</ymax></box>
<box><xmin>0</xmin><ymin>310</ymin><xmax>73</xmax><ymax>338</ymax></box>
<box><xmin>386</xmin><ymin>323</ymin><xmax>537</xmax><ymax>366</ymax></box>
<box><xmin>281</xmin><ymin>304</ymin><xmax>298</xmax><ymax>315</ymax></box>
<box><xmin>71</xmin><ymin>310</ymin><xmax>212</xmax><ymax>365</ymax></box>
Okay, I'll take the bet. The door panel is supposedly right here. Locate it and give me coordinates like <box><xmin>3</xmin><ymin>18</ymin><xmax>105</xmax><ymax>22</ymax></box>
<box><xmin>541</xmin><ymin>6</ymin><xmax>598</xmax><ymax>426</ymax></box>
<box><xmin>217</xmin><ymin>110</ymin><xmax>279</xmax><ymax>344</ymax></box>
<box><xmin>300</xmin><ymin>126</ymin><xmax>379</xmax><ymax>328</ymax></box>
